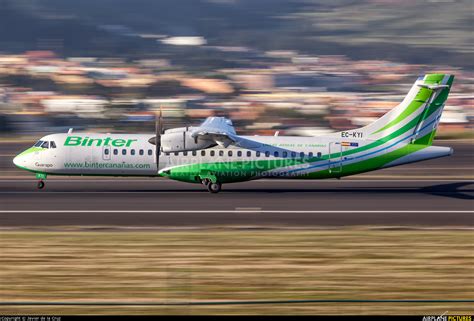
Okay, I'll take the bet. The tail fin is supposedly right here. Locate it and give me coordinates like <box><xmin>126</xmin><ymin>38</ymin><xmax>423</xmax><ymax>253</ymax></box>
<box><xmin>329</xmin><ymin>74</ymin><xmax>454</xmax><ymax>146</ymax></box>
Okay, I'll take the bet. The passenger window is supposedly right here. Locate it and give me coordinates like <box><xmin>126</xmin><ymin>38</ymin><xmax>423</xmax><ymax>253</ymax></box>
<box><xmin>122</xmin><ymin>149</ymin><xmax>127</xmax><ymax>155</ymax></box>
<box><xmin>228</xmin><ymin>151</ymin><xmax>233</xmax><ymax>157</ymax></box>
<box><xmin>300</xmin><ymin>152</ymin><xmax>305</xmax><ymax>158</ymax></box>
<box><xmin>317</xmin><ymin>152</ymin><xmax>322</xmax><ymax>158</ymax></box>
<box><xmin>309</xmin><ymin>152</ymin><xmax>313</xmax><ymax>158</ymax></box>
<box><xmin>148</xmin><ymin>149</ymin><xmax>153</xmax><ymax>156</ymax></box>
<box><xmin>265</xmin><ymin>151</ymin><xmax>270</xmax><ymax>157</ymax></box>
<box><xmin>174</xmin><ymin>152</ymin><xmax>179</xmax><ymax>156</ymax></box>
<box><xmin>192</xmin><ymin>151</ymin><xmax>197</xmax><ymax>156</ymax></box>
<box><xmin>41</xmin><ymin>141</ymin><xmax>49</xmax><ymax>149</ymax></box>
<box><xmin>291</xmin><ymin>152</ymin><xmax>296</xmax><ymax>158</ymax></box>
<box><xmin>113</xmin><ymin>149</ymin><xmax>118</xmax><ymax>155</ymax></box>
<box><xmin>131</xmin><ymin>149</ymin><xmax>135</xmax><ymax>156</ymax></box>
<box><xmin>246</xmin><ymin>151</ymin><xmax>251</xmax><ymax>157</ymax></box>
<box><xmin>104</xmin><ymin>149</ymin><xmax>109</xmax><ymax>155</ymax></box>
<box><xmin>283</xmin><ymin>151</ymin><xmax>288</xmax><ymax>158</ymax></box>
<box><xmin>219</xmin><ymin>150</ymin><xmax>224</xmax><ymax>157</ymax></box>
<box><xmin>165</xmin><ymin>152</ymin><xmax>170</xmax><ymax>156</ymax></box>
<box><xmin>256</xmin><ymin>151</ymin><xmax>261</xmax><ymax>157</ymax></box>
<box><xmin>237</xmin><ymin>151</ymin><xmax>242</xmax><ymax>157</ymax></box>
<box><xmin>139</xmin><ymin>149</ymin><xmax>144</xmax><ymax>156</ymax></box>
<box><xmin>210</xmin><ymin>150</ymin><xmax>215</xmax><ymax>157</ymax></box>
<box><xmin>201</xmin><ymin>150</ymin><xmax>206</xmax><ymax>156</ymax></box>
<box><xmin>50</xmin><ymin>141</ymin><xmax>56</xmax><ymax>149</ymax></box>
<box><xmin>183</xmin><ymin>151</ymin><xmax>188</xmax><ymax>156</ymax></box>
<box><xmin>274</xmin><ymin>151</ymin><xmax>279</xmax><ymax>157</ymax></box>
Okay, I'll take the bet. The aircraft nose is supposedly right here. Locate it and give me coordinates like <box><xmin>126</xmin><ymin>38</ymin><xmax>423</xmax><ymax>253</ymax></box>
<box><xmin>13</xmin><ymin>153</ymin><xmax>28</xmax><ymax>169</ymax></box>
<box><xmin>13</xmin><ymin>155</ymin><xmax>22</xmax><ymax>168</ymax></box>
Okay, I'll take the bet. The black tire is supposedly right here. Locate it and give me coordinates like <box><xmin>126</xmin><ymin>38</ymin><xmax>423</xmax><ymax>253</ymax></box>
<box><xmin>37</xmin><ymin>181</ymin><xmax>45</xmax><ymax>189</ymax></box>
<box><xmin>207</xmin><ymin>182</ymin><xmax>221</xmax><ymax>194</ymax></box>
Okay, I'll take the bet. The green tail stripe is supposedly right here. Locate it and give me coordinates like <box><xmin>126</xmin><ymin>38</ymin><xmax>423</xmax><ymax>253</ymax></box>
<box><xmin>413</xmin><ymin>75</ymin><xmax>454</xmax><ymax>146</ymax></box>
<box><xmin>336</xmin><ymin>112</ymin><xmax>424</xmax><ymax>159</ymax></box>
<box><xmin>372</xmin><ymin>87</ymin><xmax>432</xmax><ymax>135</ymax></box>
<box><xmin>424</xmin><ymin>74</ymin><xmax>445</xmax><ymax>84</ymax></box>
<box><xmin>371</xmin><ymin>74</ymin><xmax>451</xmax><ymax>136</ymax></box>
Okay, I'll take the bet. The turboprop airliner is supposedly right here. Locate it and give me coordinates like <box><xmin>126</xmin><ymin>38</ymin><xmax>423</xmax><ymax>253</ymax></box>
<box><xmin>13</xmin><ymin>74</ymin><xmax>454</xmax><ymax>193</ymax></box>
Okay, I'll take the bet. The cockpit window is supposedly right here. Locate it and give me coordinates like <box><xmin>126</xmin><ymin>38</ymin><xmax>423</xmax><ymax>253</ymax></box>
<box><xmin>34</xmin><ymin>140</ymin><xmax>56</xmax><ymax>149</ymax></box>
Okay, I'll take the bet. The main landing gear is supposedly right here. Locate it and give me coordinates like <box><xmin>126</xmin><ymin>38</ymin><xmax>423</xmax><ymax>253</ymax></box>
<box><xmin>207</xmin><ymin>182</ymin><xmax>222</xmax><ymax>194</ymax></box>
<box><xmin>201</xmin><ymin>178</ymin><xmax>222</xmax><ymax>194</ymax></box>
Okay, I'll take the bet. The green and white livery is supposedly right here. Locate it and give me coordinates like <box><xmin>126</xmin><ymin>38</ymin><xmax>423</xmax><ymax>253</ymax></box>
<box><xmin>13</xmin><ymin>74</ymin><xmax>455</xmax><ymax>193</ymax></box>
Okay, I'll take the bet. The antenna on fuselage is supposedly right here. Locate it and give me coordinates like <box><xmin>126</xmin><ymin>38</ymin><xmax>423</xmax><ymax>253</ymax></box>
<box><xmin>68</xmin><ymin>128</ymin><xmax>73</xmax><ymax>134</ymax></box>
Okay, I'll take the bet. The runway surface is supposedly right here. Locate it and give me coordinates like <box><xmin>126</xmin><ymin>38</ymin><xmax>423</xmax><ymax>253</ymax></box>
<box><xmin>1</xmin><ymin>179</ymin><xmax>472</xmax><ymax>227</ymax></box>
<box><xmin>1</xmin><ymin>140</ymin><xmax>472</xmax><ymax>228</ymax></box>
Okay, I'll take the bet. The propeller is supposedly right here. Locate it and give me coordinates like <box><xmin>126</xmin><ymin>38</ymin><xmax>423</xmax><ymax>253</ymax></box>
<box><xmin>155</xmin><ymin>106</ymin><xmax>163</xmax><ymax>172</ymax></box>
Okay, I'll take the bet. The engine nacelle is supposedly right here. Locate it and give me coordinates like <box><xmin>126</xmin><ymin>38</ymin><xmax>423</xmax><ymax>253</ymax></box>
<box><xmin>161</xmin><ymin>127</ymin><xmax>214</xmax><ymax>152</ymax></box>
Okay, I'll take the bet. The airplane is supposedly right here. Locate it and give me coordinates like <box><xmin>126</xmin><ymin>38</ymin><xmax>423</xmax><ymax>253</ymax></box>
<box><xmin>13</xmin><ymin>74</ymin><xmax>454</xmax><ymax>193</ymax></box>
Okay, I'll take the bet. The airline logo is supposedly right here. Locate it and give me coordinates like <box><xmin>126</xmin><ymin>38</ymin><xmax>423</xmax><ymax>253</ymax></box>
<box><xmin>64</xmin><ymin>136</ymin><xmax>137</xmax><ymax>147</ymax></box>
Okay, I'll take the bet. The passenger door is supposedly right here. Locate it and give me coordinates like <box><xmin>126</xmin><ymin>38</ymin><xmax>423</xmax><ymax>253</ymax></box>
<box><xmin>328</xmin><ymin>142</ymin><xmax>342</xmax><ymax>173</ymax></box>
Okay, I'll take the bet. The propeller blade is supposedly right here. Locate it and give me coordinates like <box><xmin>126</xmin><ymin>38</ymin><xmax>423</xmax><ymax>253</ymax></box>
<box><xmin>159</xmin><ymin>105</ymin><xmax>164</xmax><ymax>134</ymax></box>
<box><xmin>155</xmin><ymin>106</ymin><xmax>162</xmax><ymax>171</ymax></box>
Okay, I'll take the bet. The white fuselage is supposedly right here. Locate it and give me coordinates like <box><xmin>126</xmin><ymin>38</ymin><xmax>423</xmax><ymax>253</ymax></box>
<box><xmin>13</xmin><ymin>132</ymin><xmax>452</xmax><ymax>180</ymax></box>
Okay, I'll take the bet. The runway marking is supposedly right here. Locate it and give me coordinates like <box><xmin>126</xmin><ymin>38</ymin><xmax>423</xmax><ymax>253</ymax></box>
<box><xmin>235</xmin><ymin>207</ymin><xmax>262</xmax><ymax>212</ymax></box>
<box><xmin>0</xmin><ymin>210</ymin><xmax>472</xmax><ymax>214</ymax></box>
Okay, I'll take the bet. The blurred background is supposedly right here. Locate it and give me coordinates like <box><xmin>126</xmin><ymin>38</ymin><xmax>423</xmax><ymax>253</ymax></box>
<box><xmin>0</xmin><ymin>0</ymin><xmax>472</xmax><ymax>139</ymax></box>
<box><xmin>1</xmin><ymin>1</ymin><xmax>473</xmax><ymax>315</ymax></box>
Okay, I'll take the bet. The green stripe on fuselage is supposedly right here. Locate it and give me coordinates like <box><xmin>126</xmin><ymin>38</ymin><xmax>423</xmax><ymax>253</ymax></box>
<box><xmin>305</xmin><ymin>140</ymin><xmax>428</xmax><ymax>179</ymax></box>
<box><xmin>164</xmin><ymin>130</ymin><xmax>433</xmax><ymax>183</ymax></box>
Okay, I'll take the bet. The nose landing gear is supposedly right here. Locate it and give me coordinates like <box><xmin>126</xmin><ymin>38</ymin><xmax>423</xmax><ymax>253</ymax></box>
<box><xmin>35</xmin><ymin>173</ymin><xmax>47</xmax><ymax>190</ymax></box>
<box><xmin>37</xmin><ymin>180</ymin><xmax>45</xmax><ymax>189</ymax></box>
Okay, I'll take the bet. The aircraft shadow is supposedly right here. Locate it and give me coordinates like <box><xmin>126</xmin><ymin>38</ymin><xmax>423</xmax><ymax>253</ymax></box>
<box><xmin>126</xmin><ymin>182</ymin><xmax>474</xmax><ymax>200</ymax></box>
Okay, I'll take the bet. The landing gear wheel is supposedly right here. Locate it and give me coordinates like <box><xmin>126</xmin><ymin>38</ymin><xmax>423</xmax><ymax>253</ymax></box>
<box><xmin>37</xmin><ymin>180</ymin><xmax>45</xmax><ymax>189</ymax></box>
<box><xmin>207</xmin><ymin>182</ymin><xmax>222</xmax><ymax>194</ymax></box>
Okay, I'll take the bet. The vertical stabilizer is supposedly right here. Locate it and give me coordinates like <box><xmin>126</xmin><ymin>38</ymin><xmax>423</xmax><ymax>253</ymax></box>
<box><xmin>326</xmin><ymin>74</ymin><xmax>454</xmax><ymax>146</ymax></box>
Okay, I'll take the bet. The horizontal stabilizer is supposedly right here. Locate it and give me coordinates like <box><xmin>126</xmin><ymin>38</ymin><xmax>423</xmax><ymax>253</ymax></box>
<box><xmin>417</xmin><ymin>84</ymin><xmax>449</xmax><ymax>90</ymax></box>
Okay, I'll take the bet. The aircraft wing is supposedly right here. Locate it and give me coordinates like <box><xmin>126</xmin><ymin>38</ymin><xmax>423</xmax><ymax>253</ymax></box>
<box><xmin>190</xmin><ymin>117</ymin><xmax>238</xmax><ymax>148</ymax></box>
